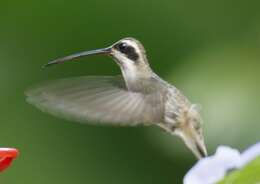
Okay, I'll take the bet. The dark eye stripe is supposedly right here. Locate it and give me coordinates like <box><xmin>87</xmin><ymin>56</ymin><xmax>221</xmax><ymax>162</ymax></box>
<box><xmin>115</xmin><ymin>43</ymin><xmax>139</xmax><ymax>61</ymax></box>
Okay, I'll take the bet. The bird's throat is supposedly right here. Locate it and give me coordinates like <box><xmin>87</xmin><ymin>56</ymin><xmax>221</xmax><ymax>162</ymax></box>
<box><xmin>120</xmin><ymin>66</ymin><xmax>155</xmax><ymax>92</ymax></box>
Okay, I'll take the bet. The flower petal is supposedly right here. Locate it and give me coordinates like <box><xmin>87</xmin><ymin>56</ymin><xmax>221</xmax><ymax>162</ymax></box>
<box><xmin>183</xmin><ymin>146</ymin><xmax>240</xmax><ymax>184</ymax></box>
<box><xmin>0</xmin><ymin>148</ymin><xmax>19</xmax><ymax>172</ymax></box>
<box><xmin>0</xmin><ymin>148</ymin><xmax>19</xmax><ymax>158</ymax></box>
<box><xmin>237</xmin><ymin>142</ymin><xmax>260</xmax><ymax>168</ymax></box>
<box><xmin>0</xmin><ymin>157</ymin><xmax>14</xmax><ymax>172</ymax></box>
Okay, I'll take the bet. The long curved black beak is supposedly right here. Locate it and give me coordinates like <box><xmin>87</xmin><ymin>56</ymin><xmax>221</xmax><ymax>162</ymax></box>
<box><xmin>43</xmin><ymin>47</ymin><xmax>111</xmax><ymax>68</ymax></box>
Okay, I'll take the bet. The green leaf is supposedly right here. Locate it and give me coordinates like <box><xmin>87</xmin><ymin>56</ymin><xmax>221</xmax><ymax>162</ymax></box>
<box><xmin>218</xmin><ymin>157</ymin><xmax>260</xmax><ymax>184</ymax></box>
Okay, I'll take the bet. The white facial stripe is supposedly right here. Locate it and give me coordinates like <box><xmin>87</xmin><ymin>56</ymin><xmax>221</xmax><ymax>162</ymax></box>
<box><xmin>113</xmin><ymin>50</ymin><xmax>135</xmax><ymax>64</ymax></box>
<box><xmin>113</xmin><ymin>49</ymin><xmax>138</xmax><ymax>84</ymax></box>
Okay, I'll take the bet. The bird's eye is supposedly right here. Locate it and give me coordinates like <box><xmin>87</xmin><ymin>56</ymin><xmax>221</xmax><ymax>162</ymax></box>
<box><xmin>115</xmin><ymin>42</ymin><xmax>139</xmax><ymax>61</ymax></box>
<box><xmin>118</xmin><ymin>43</ymin><xmax>128</xmax><ymax>53</ymax></box>
<box><xmin>117</xmin><ymin>43</ymin><xmax>133</xmax><ymax>55</ymax></box>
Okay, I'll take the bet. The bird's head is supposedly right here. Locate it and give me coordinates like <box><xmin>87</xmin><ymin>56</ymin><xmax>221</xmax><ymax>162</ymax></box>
<box><xmin>173</xmin><ymin>105</ymin><xmax>207</xmax><ymax>159</ymax></box>
<box><xmin>44</xmin><ymin>38</ymin><xmax>153</xmax><ymax>89</ymax></box>
<box><xmin>44</xmin><ymin>37</ymin><xmax>151</xmax><ymax>73</ymax></box>
<box><xmin>110</xmin><ymin>38</ymin><xmax>149</xmax><ymax>68</ymax></box>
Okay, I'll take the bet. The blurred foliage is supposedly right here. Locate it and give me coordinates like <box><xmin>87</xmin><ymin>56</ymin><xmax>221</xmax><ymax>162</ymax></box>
<box><xmin>0</xmin><ymin>0</ymin><xmax>260</xmax><ymax>183</ymax></box>
<box><xmin>219</xmin><ymin>158</ymin><xmax>260</xmax><ymax>184</ymax></box>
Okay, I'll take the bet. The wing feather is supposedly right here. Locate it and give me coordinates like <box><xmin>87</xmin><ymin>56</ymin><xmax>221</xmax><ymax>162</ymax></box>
<box><xmin>25</xmin><ymin>76</ymin><xmax>164</xmax><ymax>125</ymax></box>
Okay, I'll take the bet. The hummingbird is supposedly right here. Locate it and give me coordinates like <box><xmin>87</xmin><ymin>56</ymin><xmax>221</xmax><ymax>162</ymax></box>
<box><xmin>25</xmin><ymin>37</ymin><xmax>207</xmax><ymax>159</ymax></box>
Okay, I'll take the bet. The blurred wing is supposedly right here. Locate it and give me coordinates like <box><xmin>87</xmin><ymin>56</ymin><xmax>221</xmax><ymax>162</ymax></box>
<box><xmin>25</xmin><ymin>76</ymin><xmax>164</xmax><ymax>126</ymax></box>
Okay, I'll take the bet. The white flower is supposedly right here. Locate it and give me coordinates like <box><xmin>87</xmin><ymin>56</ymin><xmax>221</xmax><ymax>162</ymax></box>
<box><xmin>183</xmin><ymin>142</ymin><xmax>260</xmax><ymax>184</ymax></box>
<box><xmin>237</xmin><ymin>142</ymin><xmax>260</xmax><ymax>168</ymax></box>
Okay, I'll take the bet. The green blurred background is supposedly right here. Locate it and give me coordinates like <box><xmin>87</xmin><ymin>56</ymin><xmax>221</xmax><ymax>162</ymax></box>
<box><xmin>1</xmin><ymin>0</ymin><xmax>260</xmax><ymax>183</ymax></box>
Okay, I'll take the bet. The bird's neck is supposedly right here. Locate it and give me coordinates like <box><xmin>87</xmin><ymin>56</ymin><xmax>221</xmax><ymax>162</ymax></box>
<box><xmin>120</xmin><ymin>65</ymin><xmax>155</xmax><ymax>92</ymax></box>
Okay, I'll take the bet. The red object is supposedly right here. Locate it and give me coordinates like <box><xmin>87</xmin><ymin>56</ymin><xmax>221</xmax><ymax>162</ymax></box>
<box><xmin>0</xmin><ymin>148</ymin><xmax>19</xmax><ymax>172</ymax></box>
